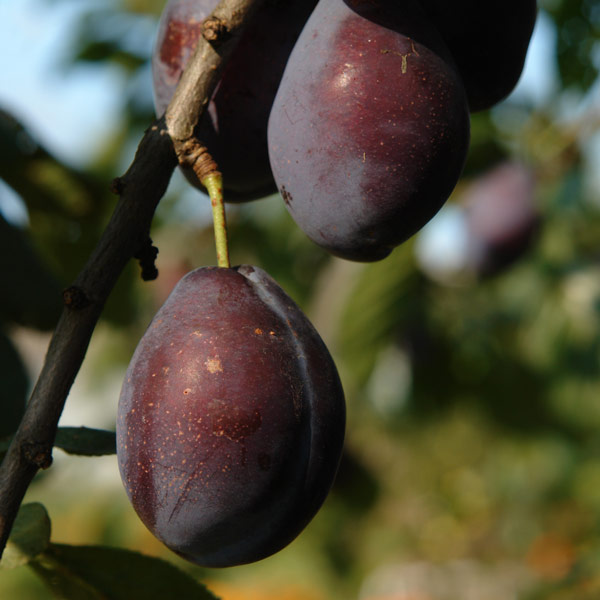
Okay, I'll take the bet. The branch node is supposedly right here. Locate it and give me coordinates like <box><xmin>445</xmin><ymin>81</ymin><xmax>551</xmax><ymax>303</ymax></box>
<box><xmin>110</xmin><ymin>176</ymin><xmax>125</xmax><ymax>195</ymax></box>
<box><xmin>22</xmin><ymin>443</ymin><xmax>52</xmax><ymax>470</ymax></box>
<box><xmin>63</xmin><ymin>286</ymin><xmax>91</xmax><ymax>310</ymax></box>
<box><xmin>177</xmin><ymin>138</ymin><xmax>221</xmax><ymax>183</ymax></box>
<box><xmin>203</xmin><ymin>17</ymin><xmax>230</xmax><ymax>45</ymax></box>
<box><xmin>134</xmin><ymin>237</ymin><xmax>159</xmax><ymax>281</ymax></box>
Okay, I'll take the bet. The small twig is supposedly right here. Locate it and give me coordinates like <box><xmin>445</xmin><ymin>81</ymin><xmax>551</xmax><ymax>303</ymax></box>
<box><xmin>0</xmin><ymin>0</ymin><xmax>267</xmax><ymax>558</ymax></box>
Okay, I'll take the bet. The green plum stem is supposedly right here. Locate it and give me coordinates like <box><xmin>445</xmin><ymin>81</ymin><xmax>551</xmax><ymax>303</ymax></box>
<box><xmin>202</xmin><ymin>173</ymin><xmax>230</xmax><ymax>268</ymax></box>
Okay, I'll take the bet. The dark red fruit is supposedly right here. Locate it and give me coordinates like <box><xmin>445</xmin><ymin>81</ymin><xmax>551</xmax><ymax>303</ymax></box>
<box><xmin>464</xmin><ymin>161</ymin><xmax>540</xmax><ymax>277</ymax></box>
<box><xmin>417</xmin><ymin>0</ymin><xmax>537</xmax><ymax>111</ymax></box>
<box><xmin>116</xmin><ymin>266</ymin><xmax>345</xmax><ymax>567</ymax></box>
<box><xmin>268</xmin><ymin>0</ymin><xmax>470</xmax><ymax>261</ymax></box>
<box><xmin>152</xmin><ymin>0</ymin><xmax>317</xmax><ymax>201</ymax></box>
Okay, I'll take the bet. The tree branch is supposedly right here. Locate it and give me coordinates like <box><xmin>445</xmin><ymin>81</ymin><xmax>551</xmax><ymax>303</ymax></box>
<box><xmin>0</xmin><ymin>0</ymin><xmax>266</xmax><ymax>558</ymax></box>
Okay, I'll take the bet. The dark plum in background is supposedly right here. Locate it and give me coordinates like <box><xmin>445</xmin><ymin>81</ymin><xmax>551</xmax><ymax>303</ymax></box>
<box><xmin>152</xmin><ymin>0</ymin><xmax>317</xmax><ymax>200</ymax></box>
<box><xmin>464</xmin><ymin>161</ymin><xmax>540</xmax><ymax>277</ymax></box>
<box><xmin>417</xmin><ymin>0</ymin><xmax>537</xmax><ymax>111</ymax></box>
<box><xmin>116</xmin><ymin>266</ymin><xmax>346</xmax><ymax>567</ymax></box>
<box><xmin>268</xmin><ymin>0</ymin><xmax>470</xmax><ymax>262</ymax></box>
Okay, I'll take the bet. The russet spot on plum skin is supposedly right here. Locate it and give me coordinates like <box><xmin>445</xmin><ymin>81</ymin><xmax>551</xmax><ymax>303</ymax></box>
<box><xmin>116</xmin><ymin>266</ymin><xmax>345</xmax><ymax>568</ymax></box>
<box><xmin>204</xmin><ymin>357</ymin><xmax>222</xmax><ymax>373</ymax></box>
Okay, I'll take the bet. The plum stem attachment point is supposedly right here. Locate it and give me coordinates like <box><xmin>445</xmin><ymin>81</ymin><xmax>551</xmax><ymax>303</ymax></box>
<box><xmin>203</xmin><ymin>172</ymin><xmax>230</xmax><ymax>268</ymax></box>
<box><xmin>174</xmin><ymin>138</ymin><xmax>230</xmax><ymax>268</ymax></box>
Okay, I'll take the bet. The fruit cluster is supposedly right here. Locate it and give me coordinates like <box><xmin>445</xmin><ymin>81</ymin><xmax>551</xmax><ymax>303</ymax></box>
<box><xmin>152</xmin><ymin>0</ymin><xmax>536</xmax><ymax>260</ymax></box>
<box><xmin>117</xmin><ymin>0</ymin><xmax>537</xmax><ymax>569</ymax></box>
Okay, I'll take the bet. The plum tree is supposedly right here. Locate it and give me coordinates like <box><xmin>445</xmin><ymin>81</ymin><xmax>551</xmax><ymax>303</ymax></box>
<box><xmin>152</xmin><ymin>0</ymin><xmax>317</xmax><ymax>200</ymax></box>
<box><xmin>268</xmin><ymin>0</ymin><xmax>470</xmax><ymax>261</ymax></box>
<box><xmin>116</xmin><ymin>265</ymin><xmax>346</xmax><ymax>567</ymax></box>
<box><xmin>1</xmin><ymin>0</ymin><xmax>550</xmax><ymax>593</ymax></box>
<box><xmin>417</xmin><ymin>0</ymin><xmax>537</xmax><ymax>111</ymax></box>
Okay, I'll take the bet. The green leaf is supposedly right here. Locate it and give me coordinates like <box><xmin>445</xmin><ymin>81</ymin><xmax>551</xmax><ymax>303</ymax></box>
<box><xmin>31</xmin><ymin>544</ymin><xmax>219</xmax><ymax>600</ymax></box>
<box><xmin>0</xmin><ymin>111</ymin><xmax>122</xmax><ymax>295</ymax></box>
<box><xmin>0</xmin><ymin>435</ymin><xmax>11</xmax><ymax>455</ymax></box>
<box><xmin>76</xmin><ymin>41</ymin><xmax>146</xmax><ymax>71</ymax></box>
<box><xmin>548</xmin><ymin>2</ymin><xmax>600</xmax><ymax>93</ymax></box>
<box><xmin>0</xmin><ymin>330</ymin><xmax>28</xmax><ymax>437</ymax></box>
<box><xmin>0</xmin><ymin>215</ymin><xmax>63</xmax><ymax>330</ymax></box>
<box><xmin>54</xmin><ymin>427</ymin><xmax>116</xmax><ymax>456</ymax></box>
<box><xmin>0</xmin><ymin>109</ymin><xmax>100</xmax><ymax>219</ymax></box>
<box><xmin>1</xmin><ymin>503</ymin><xmax>51</xmax><ymax>570</ymax></box>
<box><xmin>337</xmin><ymin>245</ymin><xmax>420</xmax><ymax>387</ymax></box>
<box><xmin>0</xmin><ymin>428</ymin><xmax>117</xmax><ymax>463</ymax></box>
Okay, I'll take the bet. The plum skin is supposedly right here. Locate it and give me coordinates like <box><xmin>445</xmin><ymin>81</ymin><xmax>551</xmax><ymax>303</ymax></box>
<box><xmin>464</xmin><ymin>162</ymin><xmax>540</xmax><ymax>277</ymax></box>
<box><xmin>116</xmin><ymin>265</ymin><xmax>345</xmax><ymax>567</ymax></box>
<box><xmin>152</xmin><ymin>0</ymin><xmax>317</xmax><ymax>201</ymax></box>
<box><xmin>268</xmin><ymin>0</ymin><xmax>470</xmax><ymax>261</ymax></box>
<box><xmin>417</xmin><ymin>0</ymin><xmax>537</xmax><ymax>112</ymax></box>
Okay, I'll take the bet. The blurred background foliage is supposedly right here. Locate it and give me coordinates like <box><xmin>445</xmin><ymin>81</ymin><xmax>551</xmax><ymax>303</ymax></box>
<box><xmin>1</xmin><ymin>0</ymin><xmax>600</xmax><ymax>598</ymax></box>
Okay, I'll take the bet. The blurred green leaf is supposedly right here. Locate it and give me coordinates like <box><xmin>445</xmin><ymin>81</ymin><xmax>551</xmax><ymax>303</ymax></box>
<box><xmin>0</xmin><ymin>109</ymin><xmax>116</xmax><ymax>296</ymax></box>
<box><xmin>75</xmin><ymin>42</ymin><xmax>146</xmax><ymax>71</ymax></box>
<box><xmin>0</xmin><ymin>330</ymin><xmax>28</xmax><ymax>438</ymax></box>
<box><xmin>31</xmin><ymin>544</ymin><xmax>219</xmax><ymax>600</ymax></box>
<box><xmin>462</xmin><ymin>111</ymin><xmax>508</xmax><ymax>176</ymax></box>
<box><xmin>0</xmin><ymin>435</ymin><xmax>10</xmax><ymax>455</ymax></box>
<box><xmin>0</xmin><ymin>109</ymin><xmax>140</xmax><ymax>327</ymax></box>
<box><xmin>54</xmin><ymin>427</ymin><xmax>116</xmax><ymax>457</ymax></box>
<box><xmin>0</xmin><ymin>214</ymin><xmax>63</xmax><ymax>330</ymax></box>
<box><xmin>101</xmin><ymin>260</ymin><xmax>140</xmax><ymax>327</ymax></box>
<box><xmin>1</xmin><ymin>503</ymin><xmax>51</xmax><ymax>570</ymax></box>
<box><xmin>0</xmin><ymin>109</ymin><xmax>102</xmax><ymax>219</ymax></box>
<box><xmin>544</xmin><ymin>1</ymin><xmax>600</xmax><ymax>92</ymax></box>
<box><xmin>70</xmin><ymin>7</ymin><xmax>155</xmax><ymax>75</ymax></box>
<box><xmin>0</xmin><ymin>427</ymin><xmax>116</xmax><ymax>465</ymax></box>
<box><xmin>337</xmin><ymin>245</ymin><xmax>420</xmax><ymax>387</ymax></box>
